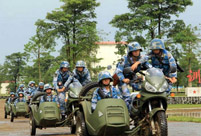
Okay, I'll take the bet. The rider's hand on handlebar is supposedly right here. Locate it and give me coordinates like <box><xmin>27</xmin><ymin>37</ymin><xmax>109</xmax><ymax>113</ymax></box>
<box><xmin>57</xmin><ymin>87</ymin><xmax>65</xmax><ymax>92</ymax></box>
<box><xmin>165</xmin><ymin>77</ymin><xmax>177</xmax><ymax>84</ymax></box>
<box><xmin>123</xmin><ymin>78</ymin><xmax>130</xmax><ymax>84</ymax></box>
<box><xmin>131</xmin><ymin>61</ymin><xmax>140</xmax><ymax>71</ymax></box>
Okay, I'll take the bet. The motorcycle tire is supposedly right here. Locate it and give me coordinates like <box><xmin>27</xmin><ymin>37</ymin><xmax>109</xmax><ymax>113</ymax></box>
<box><xmin>76</xmin><ymin>111</ymin><xmax>88</xmax><ymax>136</ymax></box>
<box><xmin>154</xmin><ymin>111</ymin><xmax>168</xmax><ymax>136</ymax></box>
<box><xmin>10</xmin><ymin>112</ymin><xmax>14</xmax><ymax>122</ymax></box>
<box><xmin>30</xmin><ymin>111</ymin><xmax>36</xmax><ymax>136</ymax></box>
<box><xmin>5</xmin><ymin>111</ymin><xmax>7</xmax><ymax>119</ymax></box>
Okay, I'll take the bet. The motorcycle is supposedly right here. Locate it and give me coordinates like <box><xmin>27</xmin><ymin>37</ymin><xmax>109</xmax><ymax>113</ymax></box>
<box><xmin>29</xmin><ymin>76</ymin><xmax>82</xmax><ymax>135</ymax></box>
<box><xmin>124</xmin><ymin>67</ymin><xmax>169</xmax><ymax>136</ymax></box>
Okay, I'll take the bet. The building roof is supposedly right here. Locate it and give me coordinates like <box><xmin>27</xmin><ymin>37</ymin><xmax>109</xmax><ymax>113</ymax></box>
<box><xmin>0</xmin><ymin>80</ymin><xmax>15</xmax><ymax>83</ymax></box>
<box><xmin>96</xmin><ymin>41</ymin><xmax>127</xmax><ymax>45</ymax></box>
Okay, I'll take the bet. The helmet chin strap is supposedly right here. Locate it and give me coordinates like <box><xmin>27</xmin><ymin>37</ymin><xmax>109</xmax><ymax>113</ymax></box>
<box><xmin>102</xmin><ymin>83</ymin><xmax>110</xmax><ymax>87</ymax></box>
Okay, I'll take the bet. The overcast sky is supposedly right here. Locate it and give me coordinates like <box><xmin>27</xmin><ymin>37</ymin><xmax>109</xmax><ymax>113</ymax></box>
<box><xmin>0</xmin><ymin>0</ymin><xmax>200</xmax><ymax>64</ymax></box>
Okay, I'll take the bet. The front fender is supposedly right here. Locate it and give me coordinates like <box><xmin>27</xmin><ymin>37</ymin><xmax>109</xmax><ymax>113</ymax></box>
<box><xmin>149</xmin><ymin>108</ymin><xmax>165</xmax><ymax>119</ymax></box>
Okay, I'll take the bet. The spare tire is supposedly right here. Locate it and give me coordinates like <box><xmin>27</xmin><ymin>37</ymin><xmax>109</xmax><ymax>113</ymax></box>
<box><xmin>79</xmin><ymin>82</ymin><xmax>99</xmax><ymax>97</ymax></box>
<box><xmin>31</xmin><ymin>92</ymin><xmax>46</xmax><ymax>102</ymax></box>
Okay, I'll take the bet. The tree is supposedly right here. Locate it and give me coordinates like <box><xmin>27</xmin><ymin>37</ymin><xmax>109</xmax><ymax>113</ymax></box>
<box><xmin>40</xmin><ymin>0</ymin><xmax>102</xmax><ymax>78</ymax></box>
<box><xmin>4</xmin><ymin>52</ymin><xmax>28</xmax><ymax>92</ymax></box>
<box><xmin>23</xmin><ymin>53</ymin><xmax>57</xmax><ymax>84</ymax></box>
<box><xmin>110</xmin><ymin>0</ymin><xmax>193</xmax><ymax>56</ymax></box>
<box><xmin>171</xmin><ymin>25</ymin><xmax>201</xmax><ymax>87</ymax></box>
<box><xmin>24</xmin><ymin>19</ymin><xmax>56</xmax><ymax>81</ymax></box>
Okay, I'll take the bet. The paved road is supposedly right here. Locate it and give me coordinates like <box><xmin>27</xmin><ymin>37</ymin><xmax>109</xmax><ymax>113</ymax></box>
<box><xmin>1</xmin><ymin>99</ymin><xmax>201</xmax><ymax>136</ymax></box>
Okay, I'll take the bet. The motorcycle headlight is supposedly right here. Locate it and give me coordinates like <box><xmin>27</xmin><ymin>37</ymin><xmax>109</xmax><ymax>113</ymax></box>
<box><xmin>159</xmin><ymin>81</ymin><xmax>168</xmax><ymax>92</ymax></box>
<box><xmin>69</xmin><ymin>91</ymin><xmax>78</xmax><ymax>98</ymax></box>
<box><xmin>145</xmin><ymin>82</ymin><xmax>157</xmax><ymax>93</ymax></box>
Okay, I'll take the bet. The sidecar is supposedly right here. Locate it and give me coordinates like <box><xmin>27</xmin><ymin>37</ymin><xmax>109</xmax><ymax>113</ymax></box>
<box><xmin>10</xmin><ymin>100</ymin><xmax>29</xmax><ymax>122</ymax></box>
<box><xmin>77</xmin><ymin>82</ymin><xmax>141</xmax><ymax>136</ymax></box>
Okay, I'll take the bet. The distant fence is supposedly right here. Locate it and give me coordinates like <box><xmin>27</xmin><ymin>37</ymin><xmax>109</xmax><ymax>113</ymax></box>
<box><xmin>168</xmin><ymin>97</ymin><xmax>201</xmax><ymax>104</ymax></box>
<box><xmin>1</xmin><ymin>95</ymin><xmax>201</xmax><ymax>104</ymax></box>
<box><xmin>0</xmin><ymin>96</ymin><xmax>9</xmax><ymax>99</ymax></box>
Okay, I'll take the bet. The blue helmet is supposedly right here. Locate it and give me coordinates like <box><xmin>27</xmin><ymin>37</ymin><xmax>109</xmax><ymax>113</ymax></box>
<box><xmin>19</xmin><ymin>84</ymin><xmax>24</xmax><ymax>88</ymax></box>
<box><xmin>127</xmin><ymin>42</ymin><xmax>142</xmax><ymax>55</ymax></box>
<box><xmin>44</xmin><ymin>84</ymin><xmax>53</xmax><ymax>91</ymax></box>
<box><xmin>18</xmin><ymin>91</ymin><xmax>24</xmax><ymax>97</ymax></box>
<box><xmin>60</xmin><ymin>61</ymin><xmax>70</xmax><ymax>69</ymax></box>
<box><xmin>150</xmin><ymin>38</ymin><xmax>165</xmax><ymax>50</ymax></box>
<box><xmin>28</xmin><ymin>81</ymin><xmax>35</xmax><ymax>86</ymax></box>
<box><xmin>98</xmin><ymin>71</ymin><xmax>113</xmax><ymax>83</ymax></box>
<box><xmin>38</xmin><ymin>82</ymin><xmax>44</xmax><ymax>87</ymax></box>
<box><xmin>10</xmin><ymin>92</ymin><xmax>16</xmax><ymax>96</ymax></box>
<box><xmin>76</xmin><ymin>60</ymin><xmax>86</xmax><ymax>68</ymax></box>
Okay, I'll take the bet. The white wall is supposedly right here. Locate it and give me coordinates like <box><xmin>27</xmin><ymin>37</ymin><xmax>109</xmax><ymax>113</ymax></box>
<box><xmin>94</xmin><ymin>43</ymin><xmax>124</xmax><ymax>75</ymax></box>
<box><xmin>0</xmin><ymin>83</ymin><xmax>9</xmax><ymax>94</ymax></box>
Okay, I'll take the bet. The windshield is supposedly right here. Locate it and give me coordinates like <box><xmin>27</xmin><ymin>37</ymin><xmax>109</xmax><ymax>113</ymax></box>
<box><xmin>69</xmin><ymin>80</ymin><xmax>82</xmax><ymax>96</ymax></box>
<box><xmin>145</xmin><ymin>67</ymin><xmax>165</xmax><ymax>89</ymax></box>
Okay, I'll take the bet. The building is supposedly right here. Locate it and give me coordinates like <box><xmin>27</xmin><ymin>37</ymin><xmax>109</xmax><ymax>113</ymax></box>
<box><xmin>95</xmin><ymin>41</ymin><xmax>127</xmax><ymax>74</ymax></box>
<box><xmin>0</xmin><ymin>81</ymin><xmax>14</xmax><ymax>94</ymax></box>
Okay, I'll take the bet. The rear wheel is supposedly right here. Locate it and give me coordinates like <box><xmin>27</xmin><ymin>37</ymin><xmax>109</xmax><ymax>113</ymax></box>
<box><xmin>10</xmin><ymin>112</ymin><xmax>14</xmax><ymax>122</ymax></box>
<box><xmin>30</xmin><ymin>112</ymin><xmax>36</xmax><ymax>136</ymax></box>
<box><xmin>154</xmin><ymin>111</ymin><xmax>167</xmax><ymax>136</ymax></box>
<box><xmin>76</xmin><ymin>111</ymin><xmax>88</xmax><ymax>136</ymax></box>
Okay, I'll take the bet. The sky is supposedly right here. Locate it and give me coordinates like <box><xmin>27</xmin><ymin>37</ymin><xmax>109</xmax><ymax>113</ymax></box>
<box><xmin>0</xmin><ymin>0</ymin><xmax>200</xmax><ymax>64</ymax></box>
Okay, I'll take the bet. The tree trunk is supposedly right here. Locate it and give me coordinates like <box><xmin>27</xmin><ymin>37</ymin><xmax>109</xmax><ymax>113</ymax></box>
<box><xmin>158</xmin><ymin>4</ymin><xmax>161</xmax><ymax>38</ymax></box>
<box><xmin>38</xmin><ymin>46</ymin><xmax>41</xmax><ymax>82</ymax></box>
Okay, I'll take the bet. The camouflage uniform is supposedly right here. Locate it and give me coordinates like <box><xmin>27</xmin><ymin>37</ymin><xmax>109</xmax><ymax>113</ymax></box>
<box><xmin>8</xmin><ymin>92</ymin><xmax>16</xmax><ymax>104</ymax></box>
<box><xmin>40</xmin><ymin>84</ymin><xmax>59</xmax><ymax>105</ymax></box>
<box><xmin>40</xmin><ymin>95</ymin><xmax>59</xmax><ymax>104</ymax></box>
<box><xmin>91</xmin><ymin>86</ymin><xmax>121</xmax><ymax>111</ymax></box>
<box><xmin>91</xmin><ymin>71</ymin><xmax>121</xmax><ymax>111</ymax></box>
<box><xmin>17</xmin><ymin>84</ymin><xmax>25</xmax><ymax>94</ymax></box>
<box><xmin>14</xmin><ymin>92</ymin><xmax>26</xmax><ymax>106</ymax></box>
<box><xmin>115</xmin><ymin>42</ymin><xmax>151</xmax><ymax>107</ymax></box>
<box><xmin>73</xmin><ymin>60</ymin><xmax>91</xmax><ymax>86</ymax></box>
<box><xmin>53</xmin><ymin>61</ymin><xmax>72</xmax><ymax>115</ymax></box>
<box><xmin>148</xmin><ymin>38</ymin><xmax>177</xmax><ymax>93</ymax></box>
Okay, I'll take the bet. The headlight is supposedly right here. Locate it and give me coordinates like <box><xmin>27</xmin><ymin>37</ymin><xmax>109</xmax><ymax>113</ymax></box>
<box><xmin>69</xmin><ymin>91</ymin><xmax>78</xmax><ymax>98</ymax></box>
<box><xmin>145</xmin><ymin>82</ymin><xmax>157</xmax><ymax>93</ymax></box>
<box><xmin>159</xmin><ymin>81</ymin><xmax>168</xmax><ymax>92</ymax></box>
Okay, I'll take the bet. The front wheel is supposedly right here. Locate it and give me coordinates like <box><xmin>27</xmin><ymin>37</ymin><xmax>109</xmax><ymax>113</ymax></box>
<box><xmin>154</xmin><ymin>111</ymin><xmax>167</xmax><ymax>136</ymax></box>
<box><xmin>4</xmin><ymin>110</ymin><xmax>7</xmax><ymax>119</ymax></box>
<box><xmin>70</xmin><ymin>125</ymin><xmax>76</xmax><ymax>134</ymax></box>
<box><xmin>10</xmin><ymin>112</ymin><xmax>14</xmax><ymax>122</ymax></box>
<box><xmin>76</xmin><ymin>111</ymin><xmax>88</xmax><ymax>136</ymax></box>
<box><xmin>30</xmin><ymin>112</ymin><xmax>36</xmax><ymax>136</ymax></box>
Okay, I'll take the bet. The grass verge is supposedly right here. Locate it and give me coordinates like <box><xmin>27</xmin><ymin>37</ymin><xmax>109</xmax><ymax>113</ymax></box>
<box><xmin>168</xmin><ymin>104</ymin><xmax>201</xmax><ymax>109</ymax></box>
<box><xmin>168</xmin><ymin>116</ymin><xmax>201</xmax><ymax>123</ymax></box>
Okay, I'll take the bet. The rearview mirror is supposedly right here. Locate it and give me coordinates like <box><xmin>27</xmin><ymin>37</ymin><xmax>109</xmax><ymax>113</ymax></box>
<box><xmin>107</xmin><ymin>65</ymin><xmax>112</xmax><ymax>70</ymax></box>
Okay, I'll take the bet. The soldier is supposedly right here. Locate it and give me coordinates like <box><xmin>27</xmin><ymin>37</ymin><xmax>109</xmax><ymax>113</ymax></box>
<box><xmin>115</xmin><ymin>42</ymin><xmax>151</xmax><ymax>109</ymax></box>
<box><xmin>17</xmin><ymin>84</ymin><xmax>25</xmax><ymax>94</ymax></box>
<box><xmin>8</xmin><ymin>92</ymin><xmax>16</xmax><ymax>104</ymax></box>
<box><xmin>148</xmin><ymin>38</ymin><xmax>177</xmax><ymax>93</ymax></box>
<box><xmin>40</xmin><ymin>84</ymin><xmax>59</xmax><ymax>105</ymax></box>
<box><xmin>32</xmin><ymin>82</ymin><xmax>44</xmax><ymax>96</ymax></box>
<box><xmin>26</xmin><ymin>81</ymin><xmax>37</xmax><ymax>100</ymax></box>
<box><xmin>53</xmin><ymin>61</ymin><xmax>74</xmax><ymax>119</ymax></box>
<box><xmin>73</xmin><ymin>60</ymin><xmax>91</xmax><ymax>86</ymax></box>
<box><xmin>91</xmin><ymin>71</ymin><xmax>121</xmax><ymax>111</ymax></box>
<box><xmin>14</xmin><ymin>92</ymin><xmax>26</xmax><ymax>106</ymax></box>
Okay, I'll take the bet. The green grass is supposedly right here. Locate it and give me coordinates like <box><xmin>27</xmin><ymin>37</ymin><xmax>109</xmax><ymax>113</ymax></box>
<box><xmin>168</xmin><ymin>104</ymin><xmax>201</xmax><ymax>109</ymax></box>
<box><xmin>168</xmin><ymin>116</ymin><xmax>201</xmax><ymax>123</ymax></box>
